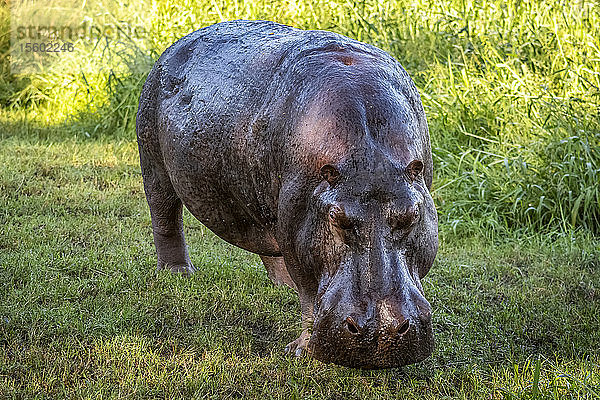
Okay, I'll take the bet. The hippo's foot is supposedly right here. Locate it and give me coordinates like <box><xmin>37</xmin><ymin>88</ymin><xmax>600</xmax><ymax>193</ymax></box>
<box><xmin>284</xmin><ymin>329</ymin><xmax>311</xmax><ymax>357</ymax></box>
<box><xmin>157</xmin><ymin>261</ymin><xmax>196</xmax><ymax>275</ymax></box>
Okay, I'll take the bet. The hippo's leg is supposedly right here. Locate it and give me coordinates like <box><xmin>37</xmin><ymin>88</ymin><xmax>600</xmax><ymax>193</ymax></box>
<box><xmin>140</xmin><ymin>151</ymin><xmax>195</xmax><ymax>275</ymax></box>
<box><xmin>259</xmin><ymin>256</ymin><xmax>313</xmax><ymax>356</ymax></box>
<box><xmin>284</xmin><ymin>293</ymin><xmax>314</xmax><ymax>357</ymax></box>
<box><xmin>259</xmin><ymin>255</ymin><xmax>297</xmax><ymax>290</ymax></box>
<box><xmin>260</xmin><ymin>256</ymin><xmax>314</xmax><ymax>357</ymax></box>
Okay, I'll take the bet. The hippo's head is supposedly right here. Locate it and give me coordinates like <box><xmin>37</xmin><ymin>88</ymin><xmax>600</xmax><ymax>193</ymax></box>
<box><xmin>278</xmin><ymin>44</ymin><xmax>438</xmax><ymax>368</ymax></box>
<box><xmin>294</xmin><ymin>154</ymin><xmax>438</xmax><ymax>369</ymax></box>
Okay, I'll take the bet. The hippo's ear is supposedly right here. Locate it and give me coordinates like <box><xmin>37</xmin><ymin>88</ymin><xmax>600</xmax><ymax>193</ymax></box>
<box><xmin>406</xmin><ymin>160</ymin><xmax>424</xmax><ymax>182</ymax></box>
<box><xmin>320</xmin><ymin>164</ymin><xmax>340</xmax><ymax>186</ymax></box>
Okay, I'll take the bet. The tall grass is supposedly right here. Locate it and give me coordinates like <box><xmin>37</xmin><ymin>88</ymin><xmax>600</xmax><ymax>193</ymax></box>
<box><xmin>1</xmin><ymin>0</ymin><xmax>598</xmax><ymax>235</ymax></box>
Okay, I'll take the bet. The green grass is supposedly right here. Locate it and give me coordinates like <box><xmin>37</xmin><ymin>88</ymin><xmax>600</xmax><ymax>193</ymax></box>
<box><xmin>1</xmin><ymin>0</ymin><xmax>599</xmax><ymax>398</ymax></box>
<box><xmin>0</xmin><ymin>136</ymin><xmax>599</xmax><ymax>398</ymax></box>
<box><xmin>2</xmin><ymin>0</ymin><xmax>599</xmax><ymax>234</ymax></box>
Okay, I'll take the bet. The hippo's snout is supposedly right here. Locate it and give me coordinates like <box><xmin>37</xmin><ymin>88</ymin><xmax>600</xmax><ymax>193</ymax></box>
<box><xmin>342</xmin><ymin>294</ymin><xmax>431</xmax><ymax>336</ymax></box>
<box><xmin>309</xmin><ymin>290</ymin><xmax>434</xmax><ymax>369</ymax></box>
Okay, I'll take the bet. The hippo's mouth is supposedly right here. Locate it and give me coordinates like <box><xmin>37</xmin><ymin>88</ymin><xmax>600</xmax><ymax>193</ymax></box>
<box><xmin>307</xmin><ymin>309</ymin><xmax>434</xmax><ymax>369</ymax></box>
<box><xmin>308</xmin><ymin>284</ymin><xmax>434</xmax><ymax>369</ymax></box>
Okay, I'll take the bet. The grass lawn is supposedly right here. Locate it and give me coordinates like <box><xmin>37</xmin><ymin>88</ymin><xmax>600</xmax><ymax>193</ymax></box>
<box><xmin>0</xmin><ymin>134</ymin><xmax>598</xmax><ymax>398</ymax></box>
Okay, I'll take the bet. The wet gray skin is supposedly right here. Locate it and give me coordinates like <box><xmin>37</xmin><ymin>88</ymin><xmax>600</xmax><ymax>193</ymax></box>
<box><xmin>136</xmin><ymin>20</ymin><xmax>438</xmax><ymax>369</ymax></box>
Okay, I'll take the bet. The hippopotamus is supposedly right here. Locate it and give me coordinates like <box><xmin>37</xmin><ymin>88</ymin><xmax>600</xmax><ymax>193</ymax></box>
<box><xmin>136</xmin><ymin>20</ymin><xmax>438</xmax><ymax>369</ymax></box>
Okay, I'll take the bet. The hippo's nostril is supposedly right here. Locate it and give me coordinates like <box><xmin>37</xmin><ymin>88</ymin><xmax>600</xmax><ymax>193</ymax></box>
<box><xmin>345</xmin><ymin>316</ymin><xmax>360</xmax><ymax>335</ymax></box>
<box><xmin>396</xmin><ymin>319</ymin><xmax>410</xmax><ymax>336</ymax></box>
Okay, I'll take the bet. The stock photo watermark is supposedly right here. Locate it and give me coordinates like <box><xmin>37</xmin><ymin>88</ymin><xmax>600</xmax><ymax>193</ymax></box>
<box><xmin>10</xmin><ymin>0</ymin><xmax>148</xmax><ymax>74</ymax></box>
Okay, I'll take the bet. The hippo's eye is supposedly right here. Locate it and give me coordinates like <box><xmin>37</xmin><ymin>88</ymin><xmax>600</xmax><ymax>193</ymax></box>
<box><xmin>328</xmin><ymin>207</ymin><xmax>337</xmax><ymax>220</ymax></box>
<box><xmin>390</xmin><ymin>206</ymin><xmax>420</xmax><ymax>232</ymax></box>
<box><xmin>329</xmin><ymin>205</ymin><xmax>353</xmax><ymax>230</ymax></box>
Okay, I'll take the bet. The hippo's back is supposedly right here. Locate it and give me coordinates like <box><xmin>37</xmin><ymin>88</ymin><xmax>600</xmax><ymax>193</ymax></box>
<box><xmin>136</xmin><ymin>20</ymin><xmax>430</xmax><ymax>256</ymax></box>
<box><xmin>136</xmin><ymin>20</ymin><xmax>368</xmax><ymax>255</ymax></box>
